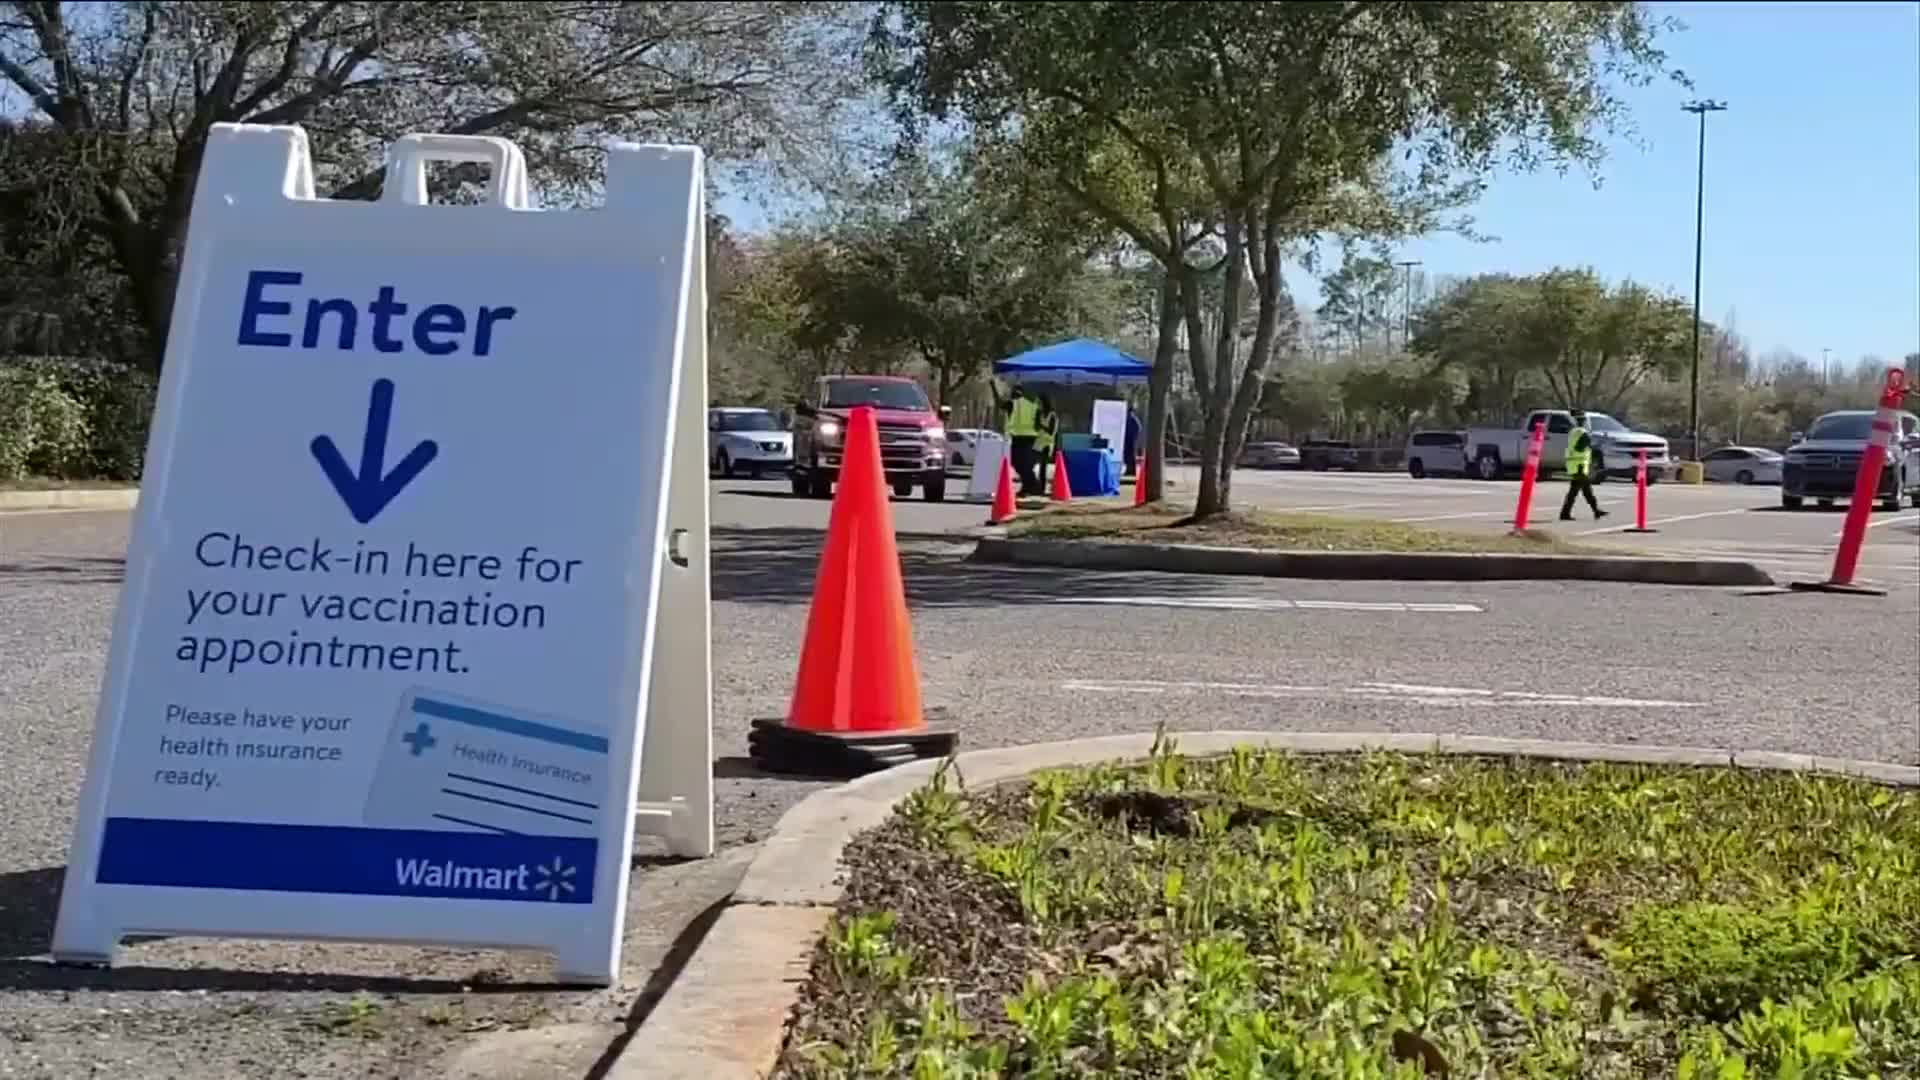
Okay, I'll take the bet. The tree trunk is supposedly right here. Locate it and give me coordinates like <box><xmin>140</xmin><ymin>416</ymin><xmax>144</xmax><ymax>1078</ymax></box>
<box><xmin>1145</xmin><ymin>271</ymin><xmax>1179</xmax><ymax>502</ymax></box>
<box><xmin>1191</xmin><ymin>213</ymin><xmax>1247</xmax><ymax>519</ymax></box>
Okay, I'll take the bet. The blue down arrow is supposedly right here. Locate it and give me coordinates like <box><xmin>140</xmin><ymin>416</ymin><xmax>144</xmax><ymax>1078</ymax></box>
<box><xmin>311</xmin><ymin>379</ymin><xmax>438</xmax><ymax>525</ymax></box>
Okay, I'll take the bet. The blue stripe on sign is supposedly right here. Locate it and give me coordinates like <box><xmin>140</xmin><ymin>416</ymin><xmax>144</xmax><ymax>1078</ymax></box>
<box><xmin>412</xmin><ymin>696</ymin><xmax>609</xmax><ymax>755</ymax></box>
<box><xmin>96</xmin><ymin>818</ymin><xmax>595</xmax><ymax>903</ymax></box>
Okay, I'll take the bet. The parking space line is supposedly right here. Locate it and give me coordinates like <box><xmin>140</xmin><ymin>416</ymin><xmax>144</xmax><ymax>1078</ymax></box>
<box><xmin>1575</xmin><ymin>507</ymin><xmax>1755</xmax><ymax>536</ymax></box>
<box><xmin>1053</xmin><ymin>596</ymin><xmax>1484</xmax><ymax>613</ymax></box>
<box><xmin>1063</xmin><ymin>677</ymin><xmax>1702</xmax><ymax>709</ymax></box>
<box><xmin>1390</xmin><ymin>510</ymin><xmax>1512</xmax><ymax>523</ymax></box>
<box><xmin>1863</xmin><ymin>513</ymin><xmax>1920</xmax><ymax>530</ymax></box>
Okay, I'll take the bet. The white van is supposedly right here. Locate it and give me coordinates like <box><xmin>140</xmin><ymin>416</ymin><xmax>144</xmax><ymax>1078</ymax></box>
<box><xmin>1405</xmin><ymin>430</ymin><xmax>1468</xmax><ymax>478</ymax></box>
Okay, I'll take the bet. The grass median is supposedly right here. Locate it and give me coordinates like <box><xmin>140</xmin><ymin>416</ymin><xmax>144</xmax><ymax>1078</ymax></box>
<box><xmin>772</xmin><ymin>737</ymin><xmax>1920</xmax><ymax>1078</ymax></box>
<box><xmin>1007</xmin><ymin>501</ymin><xmax>1606</xmax><ymax>556</ymax></box>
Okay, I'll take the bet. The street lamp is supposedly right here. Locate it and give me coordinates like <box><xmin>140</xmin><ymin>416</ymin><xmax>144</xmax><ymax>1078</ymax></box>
<box><xmin>1396</xmin><ymin>260</ymin><xmax>1422</xmax><ymax>347</ymax></box>
<box><xmin>1683</xmin><ymin>99</ymin><xmax>1726</xmax><ymax>464</ymax></box>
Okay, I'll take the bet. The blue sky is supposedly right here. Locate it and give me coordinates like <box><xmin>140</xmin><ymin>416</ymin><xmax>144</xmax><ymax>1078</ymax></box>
<box><xmin>720</xmin><ymin>1</ymin><xmax>1919</xmax><ymax>369</ymax></box>
<box><xmin>1386</xmin><ymin>1</ymin><xmax>1920</xmax><ymax>369</ymax></box>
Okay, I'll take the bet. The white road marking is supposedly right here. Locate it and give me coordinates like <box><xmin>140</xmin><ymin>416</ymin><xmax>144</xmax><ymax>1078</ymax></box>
<box><xmin>1863</xmin><ymin>513</ymin><xmax>1920</xmax><ymax>530</ymax></box>
<box><xmin>1053</xmin><ymin>596</ymin><xmax>1483</xmax><ymax>613</ymax></box>
<box><xmin>1389</xmin><ymin>510</ymin><xmax>1514</xmax><ymax>523</ymax></box>
<box><xmin>1576</xmin><ymin>507</ymin><xmax>1755</xmax><ymax>536</ymax></box>
<box><xmin>1065</xmin><ymin>678</ymin><xmax>1701</xmax><ymax>709</ymax></box>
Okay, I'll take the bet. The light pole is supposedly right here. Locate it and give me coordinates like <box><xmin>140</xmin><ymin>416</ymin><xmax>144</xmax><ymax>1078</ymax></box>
<box><xmin>1396</xmin><ymin>260</ymin><xmax>1421</xmax><ymax>348</ymax></box>
<box><xmin>1822</xmin><ymin>347</ymin><xmax>1832</xmax><ymax>386</ymax></box>
<box><xmin>1683</xmin><ymin>99</ymin><xmax>1726</xmax><ymax>464</ymax></box>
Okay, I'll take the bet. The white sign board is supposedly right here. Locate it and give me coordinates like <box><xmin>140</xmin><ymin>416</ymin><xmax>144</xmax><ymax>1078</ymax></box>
<box><xmin>1091</xmin><ymin>399</ymin><xmax>1128</xmax><ymax>463</ymax></box>
<box><xmin>52</xmin><ymin>125</ymin><xmax>713</xmax><ymax>986</ymax></box>
<box><xmin>966</xmin><ymin>432</ymin><xmax>1008</xmax><ymax>502</ymax></box>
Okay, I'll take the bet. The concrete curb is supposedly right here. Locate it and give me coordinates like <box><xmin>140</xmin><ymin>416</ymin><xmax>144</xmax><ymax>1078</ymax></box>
<box><xmin>615</xmin><ymin>732</ymin><xmax>1914</xmax><ymax>1078</ymax></box>
<box><xmin>0</xmin><ymin>487</ymin><xmax>139</xmax><ymax>512</ymax></box>
<box><xmin>970</xmin><ymin>536</ymin><xmax>1776</xmax><ymax>587</ymax></box>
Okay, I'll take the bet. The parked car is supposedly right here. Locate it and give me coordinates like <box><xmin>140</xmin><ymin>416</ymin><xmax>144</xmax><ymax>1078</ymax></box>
<box><xmin>707</xmin><ymin>407</ymin><xmax>792</xmax><ymax>478</ymax></box>
<box><xmin>1299</xmin><ymin>439</ymin><xmax>1360</xmax><ymax>471</ymax></box>
<box><xmin>1699</xmin><ymin>445</ymin><xmax>1783</xmax><ymax>485</ymax></box>
<box><xmin>943</xmin><ymin>428</ymin><xmax>990</xmax><ymax>474</ymax></box>
<box><xmin>1238</xmin><ymin>441</ymin><xmax>1302</xmax><ymax>469</ymax></box>
<box><xmin>790</xmin><ymin>375</ymin><xmax>951</xmax><ymax>501</ymax></box>
<box><xmin>1404</xmin><ymin>430</ymin><xmax>1468</xmax><ymax>478</ymax></box>
<box><xmin>1464</xmin><ymin>409</ymin><xmax>1672</xmax><ymax>482</ymax></box>
<box><xmin>1780</xmin><ymin>409</ymin><xmax>1920</xmax><ymax>511</ymax></box>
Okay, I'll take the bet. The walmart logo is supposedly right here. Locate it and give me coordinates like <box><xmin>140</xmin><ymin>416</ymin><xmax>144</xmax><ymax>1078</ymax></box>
<box><xmin>530</xmin><ymin>856</ymin><xmax>578</xmax><ymax>901</ymax></box>
<box><xmin>392</xmin><ymin>855</ymin><xmax>580</xmax><ymax>901</ymax></box>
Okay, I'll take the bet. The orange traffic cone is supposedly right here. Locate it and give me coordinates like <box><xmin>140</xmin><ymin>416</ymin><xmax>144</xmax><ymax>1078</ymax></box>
<box><xmin>1133</xmin><ymin>453</ymin><xmax>1150</xmax><ymax>507</ymax></box>
<box><xmin>989</xmin><ymin>454</ymin><xmax>1017</xmax><ymax>524</ymax></box>
<box><xmin>1050</xmin><ymin>450</ymin><xmax>1073</xmax><ymax>502</ymax></box>
<box><xmin>748</xmin><ymin>405</ymin><xmax>958</xmax><ymax>776</ymax></box>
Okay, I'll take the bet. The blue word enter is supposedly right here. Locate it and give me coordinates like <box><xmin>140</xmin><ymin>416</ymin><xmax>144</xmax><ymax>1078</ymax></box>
<box><xmin>237</xmin><ymin>270</ymin><xmax>518</xmax><ymax>357</ymax></box>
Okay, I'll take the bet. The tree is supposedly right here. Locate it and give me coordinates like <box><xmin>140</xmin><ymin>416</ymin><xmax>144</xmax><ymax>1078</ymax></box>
<box><xmin>1317</xmin><ymin>254</ymin><xmax>1400</xmax><ymax>354</ymax></box>
<box><xmin>805</xmin><ymin>147</ymin><xmax>1118</xmax><ymax>405</ymax></box>
<box><xmin>1</xmin><ymin>1</ymin><xmax>871</xmax><ymax>372</ymax></box>
<box><xmin>1412</xmin><ymin>268</ymin><xmax>1693</xmax><ymax>417</ymax></box>
<box><xmin>875</xmin><ymin>1</ymin><xmax>1679</xmax><ymax>517</ymax></box>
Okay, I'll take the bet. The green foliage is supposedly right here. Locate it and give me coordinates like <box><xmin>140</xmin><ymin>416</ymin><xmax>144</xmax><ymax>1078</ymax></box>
<box><xmin>0</xmin><ymin>366</ymin><xmax>89</xmax><ymax>481</ymax></box>
<box><xmin>875</xmin><ymin>0</ymin><xmax>1679</xmax><ymax>514</ymax></box>
<box><xmin>1411</xmin><ymin>268</ymin><xmax>1694</xmax><ymax>417</ymax></box>
<box><xmin>0</xmin><ymin>357</ymin><xmax>156</xmax><ymax>481</ymax></box>
<box><xmin>777</xmin><ymin>750</ymin><xmax>1920</xmax><ymax>1079</ymax></box>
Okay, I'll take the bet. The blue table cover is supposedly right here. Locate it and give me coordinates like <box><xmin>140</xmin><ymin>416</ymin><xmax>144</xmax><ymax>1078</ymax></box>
<box><xmin>1063</xmin><ymin>448</ymin><xmax>1120</xmax><ymax>497</ymax></box>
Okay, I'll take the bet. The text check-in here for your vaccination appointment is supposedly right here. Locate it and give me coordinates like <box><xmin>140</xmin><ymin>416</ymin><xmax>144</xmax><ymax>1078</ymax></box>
<box><xmin>173</xmin><ymin>269</ymin><xmax>584</xmax><ymax>678</ymax></box>
<box><xmin>153</xmin><ymin>268</ymin><xmax>600</xmax><ymax>797</ymax></box>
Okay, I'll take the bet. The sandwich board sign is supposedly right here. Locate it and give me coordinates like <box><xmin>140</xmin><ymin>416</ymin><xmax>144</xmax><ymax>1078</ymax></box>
<box><xmin>51</xmin><ymin>125</ymin><xmax>713</xmax><ymax>986</ymax></box>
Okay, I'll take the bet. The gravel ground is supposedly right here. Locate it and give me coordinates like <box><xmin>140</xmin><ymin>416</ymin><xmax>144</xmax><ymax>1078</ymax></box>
<box><xmin>3</xmin><ymin>500</ymin><xmax>1917</xmax><ymax>1078</ymax></box>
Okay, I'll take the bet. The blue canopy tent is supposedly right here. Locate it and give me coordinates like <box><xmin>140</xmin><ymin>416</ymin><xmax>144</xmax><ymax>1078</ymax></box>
<box><xmin>993</xmin><ymin>339</ymin><xmax>1148</xmax><ymax>496</ymax></box>
<box><xmin>993</xmin><ymin>338</ymin><xmax>1151</xmax><ymax>387</ymax></box>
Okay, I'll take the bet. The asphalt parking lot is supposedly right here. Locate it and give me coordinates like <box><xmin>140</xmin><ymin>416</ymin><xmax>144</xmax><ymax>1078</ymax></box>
<box><xmin>2</xmin><ymin>479</ymin><xmax>1916</xmax><ymax>1078</ymax></box>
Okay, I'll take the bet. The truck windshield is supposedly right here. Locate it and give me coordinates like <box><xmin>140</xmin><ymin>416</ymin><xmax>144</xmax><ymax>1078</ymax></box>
<box><xmin>1583</xmin><ymin>413</ymin><xmax>1629</xmax><ymax>433</ymax></box>
<box><xmin>824</xmin><ymin>379</ymin><xmax>930</xmax><ymax>411</ymax></box>
<box><xmin>1806</xmin><ymin>414</ymin><xmax>1874</xmax><ymax>441</ymax></box>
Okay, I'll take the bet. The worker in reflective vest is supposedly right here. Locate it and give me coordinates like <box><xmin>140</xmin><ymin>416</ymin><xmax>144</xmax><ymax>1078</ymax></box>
<box><xmin>1034</xmin><ymin>394</ymin><xmax>1060</xmax><ymax>493</ymax></box>
<box><xmin>1001</xmin><ymin>386</ymin><xmax>1042</xmax><ymax>496</ymax></box>
<box><xmin>1559</xmin><ymin>412</ymin><xmax>1608</xmax><ymax>521</ymax></box>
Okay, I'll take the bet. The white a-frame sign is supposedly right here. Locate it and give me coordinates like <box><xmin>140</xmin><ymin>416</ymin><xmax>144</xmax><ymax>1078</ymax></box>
<box><xmin>52</xmin><ymin>125</ymin><xmax>713</xmax><ymax>986</ymax></box>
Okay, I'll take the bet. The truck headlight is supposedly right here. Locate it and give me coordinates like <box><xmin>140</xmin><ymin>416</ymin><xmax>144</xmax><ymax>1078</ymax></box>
<box><xmin>926</xmin><ymin>425</ymin><xmax>946</xmax><ymax>444</ymax></box>
<box><xmin>817</xmin><ymin>420</ymin><xmax>841</xmax><ymax>442</ymax></box>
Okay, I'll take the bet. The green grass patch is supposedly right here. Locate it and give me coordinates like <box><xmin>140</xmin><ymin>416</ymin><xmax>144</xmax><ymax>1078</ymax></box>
<box><xmin>1007</xmin><ymin>502</ymin><xmax>1606</xmax><ymax>556</ymax></box>
<box><xmin>772</xmin><ymin>738</ymin><xmax>1920</xmax><ymax>1078</ymax></box>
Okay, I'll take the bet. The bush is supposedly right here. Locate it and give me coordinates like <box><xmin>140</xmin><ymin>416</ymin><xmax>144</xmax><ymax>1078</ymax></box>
<box><xmin>0</xmin><ymin>355</ymin><xmax>155</xmax><ymax>481</ymax></box>
<box><xmin>0</xmin><ymin>367</ymin><xmax>90</xmax><ymax>480</ymax></box>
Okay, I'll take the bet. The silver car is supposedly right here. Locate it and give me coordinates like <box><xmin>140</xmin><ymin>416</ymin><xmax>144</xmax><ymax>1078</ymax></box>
<box><xmin>1699</xmin><ymin>445</ymin><xmax>1782</xmax><ymax>485</ymax></box>
<box><xmin>707</xmin><ymin>407</ymin><xmax>793</xmax><ymax>478</ymax></box>
<box><xmin>1239</xmin><ymin>441</ymin><xmax>1302</xmax><ymax>469</ymax></box>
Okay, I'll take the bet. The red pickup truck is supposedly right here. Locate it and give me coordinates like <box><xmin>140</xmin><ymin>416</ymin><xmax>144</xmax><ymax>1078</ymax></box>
<box><xmin>789</xmin><ymin>375</ymin><xmax>952</xmax><ymax>502</ymax></box>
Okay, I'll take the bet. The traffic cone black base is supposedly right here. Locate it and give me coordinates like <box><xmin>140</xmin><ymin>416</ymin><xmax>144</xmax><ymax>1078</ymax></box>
<box><xmin>748</xmin><ymin>713</ymin><xmax>959</xmax><ymax>779</ymax></box>
<box><xmin>1786</xmin><ymin>580</ymin><xmax>1888</xmax><ymax>598</ymax></box>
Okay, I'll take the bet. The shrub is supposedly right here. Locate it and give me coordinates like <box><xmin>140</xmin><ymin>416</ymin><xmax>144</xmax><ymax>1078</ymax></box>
<box><xmin>0</xmin><ymin>367</ymin><xmax>91</xmax><ymax>480</ymax></box>
<box><xmin>0</xmin><ymin>355</ymin><xmax>155</xmax><ymax>481</ymax></box>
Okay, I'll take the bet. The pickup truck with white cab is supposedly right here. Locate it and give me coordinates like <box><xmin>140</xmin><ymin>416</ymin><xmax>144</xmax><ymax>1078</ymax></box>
<box><xmin>1464</xmin><ymin>410</ymin><xmax>1672</xmax><ymax>483</ymax></box>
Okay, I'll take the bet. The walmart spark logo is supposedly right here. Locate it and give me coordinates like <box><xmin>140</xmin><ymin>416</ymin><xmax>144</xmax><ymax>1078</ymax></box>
<box><xmin>530</xmin><ymin>856</ymin><xmax>578</xmax><ymax>901</ymax></box>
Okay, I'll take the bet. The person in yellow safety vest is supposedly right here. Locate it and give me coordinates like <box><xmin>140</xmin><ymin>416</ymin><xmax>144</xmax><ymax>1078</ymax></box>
<box><xmin>1033</xmin><ymin>393</ymin><xmax>1061</xmax><ymax>493</ymax></box>
<box><xmin>1559</xmin><ymin>411</ymin><xmax>1609</xmax><ymax>521</ymax></box>
<box><xmin>1000</xmin><ymin>386</ymin><xmax>1043</xmax><ymax>496</ymax></box>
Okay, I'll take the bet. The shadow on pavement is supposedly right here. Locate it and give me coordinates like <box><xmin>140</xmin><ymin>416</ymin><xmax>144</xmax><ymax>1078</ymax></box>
<box><xmin>711</xmin><ymin>526</ymin><xmax>1226</xmax><ymax>609</ymax></box>
<box><xmin>0</xmin><ymin>555</ymin><xmax>126</xmax><ymax>586</ymax></box>
<box><xmin>0</xmin><ymin>865</ymin><xmax>569</xmax><ymax>994</ymax></box>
